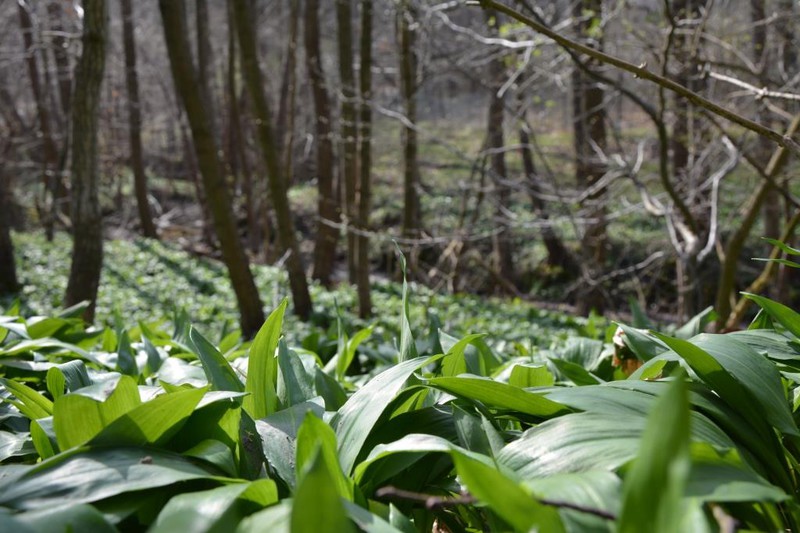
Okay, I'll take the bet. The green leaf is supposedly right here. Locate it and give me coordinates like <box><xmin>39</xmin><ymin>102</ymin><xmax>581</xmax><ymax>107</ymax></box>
<box><xmin>337</xmin><ymin>326</ymin><xmax>373</xmax><ymax>381</ymax></box>
<box><xmin>0</xmin><ymin>447</ymin><xmax>219</xmax><ymax>509</ymax></box>
<box><xmin>656</xmin><ymin>333</ymin><xmax>799</xmax><ymax>437</ymax></box>
<box><xmin>53</xmin><ymin>375</ymin><xmax>141</xmax><ymax>450</ymax></box>
<box><xmin>396</xmin><ymin>246</ymin><xmax>417</xmax><ymax>363</ymax></box>
<box><xmin>343</xmin><ymin>501</ymin><xmax>406</xmax><ymax>533</ymax></box>
<box><xmin>45</xmin><ymin>368</ymin><xmax>65</xmax><ymax>400</ymax></box>
<box><xmin>116</xmin><ymin>330</ymin><xmax>138</xmax><ymax>377</ymax></box>
<box><xmin>244</xmin><ymin>299</ymin><xmax>287</xmax><ymax>419</ymax></box>
<box><xmin>296</xmin><ymin>412</ymin><xmax>352</xmax><ymax>500</ymax></box>
<box><xmin>548</xmin><ymin>357</ymin><xmax>602</xmax><ymax>386</ymax></box>
<box><xmin>0</xmin><ymin>430</ymin><xmax>35</xmax><ymax>462</ymax></box>
<box><xmin>91</xmin><ymin>387</ymin><xmax>206</xmax><ymax>447</ymax></box>
<box><xmin>30</xmin><ymin>418</ymin><xmax>57</xmax><ymax>459</ymax></box>
<box><xmin>762</xmin><ymin>237</ymin><xmax>800</xmax><ymax>255</ymax></box>
<box><xmin>426</xmin><ymin>375</ymin><xmax>569</xmax><ymax>417</ymax></box>
<box><xmin>440</xmin><ymin>333</ymin><xmax>488</xmax><ymax>377</ymax></box>
<box><xmin>292</xmin><ymin>447</ymin><xmax>355</xmax><ymax>533</ymax></box>
<box><xmin>15</xmin><ymin>503</ymin><xmax>116</xmax><ymax>533</ymax></box>
<box><xmin>743</xmin><ymin>293</ymin><xmax>800</xmax><ymax>339</ymax></box>
<box><xmin>277</xmin><ymin>340</ymin><xmax>315</xmax><ymax>408</ymax></box>
<box><xmin>236</xmin><ymin>501</ymin><xmax>292</xmax><ymax>533</ymax></box>
<box><xmin>0</xmin><ymin>378</ymin><xmax>53</xmax><ymax>419</ymax></box>
<box><xmin>619</xmin><ymin>375</ymin><xmax>691</xmax><ymax>533</ymax></box>
<box><xmin>508</xmin><ymin>364</ymin><xmax>555</xmax><ymax>388</ymax></box>
<box><xmin>453</xmin><ymin>453</ymin><xmax>564</xmax><ymax>533</ymax></box>
<box><xmin>151</xmin><ymin>479</ymin><xmax>278</xmax><ymax>533</ymax></box>
<box><xmin>334</xmin><ymin>354</ymin><xmax>443</xmax><ymax>475</ymax></box>
<box><xmin>190</xmin><ymin>327</ymin><xmax>244</xmax><ymax>393</ymax></box>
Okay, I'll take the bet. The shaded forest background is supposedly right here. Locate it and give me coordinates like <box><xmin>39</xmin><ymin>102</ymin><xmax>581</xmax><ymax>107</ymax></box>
<box><xmin>1</xmin><ymin>0</ymin><xmax>799</xmax><ymax>336</ymax></box>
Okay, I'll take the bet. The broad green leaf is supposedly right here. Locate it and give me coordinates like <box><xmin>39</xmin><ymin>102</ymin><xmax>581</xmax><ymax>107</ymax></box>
<box><xmin>292</xmin><ymin>447</ymin><xmax>355</xmax><ymax>533</ymax></box>
<box><xmin>619</xmin><ymin>375</ymin><xmax>691</xmax><ymax>533</ymax></box>
<box><xmin>30</xmin><ymin>418</ymin><xmax>56</xmax><ymax>459</ymax></box>
<box><xmin>15</xmin><ymin>503</ymin><xmax>116</xmax><ymax>533</ymax></box>
<box><xmin>337</xmin><ymin>326</ymin><xmax>373</xmax><ymax>381</ymax></box>
<box><xmin>314</xmin><ymin>367</ymin><xmax>347</xmax><ymax>411</ymax></box>
<box><xmin>523</xmin><ymin>471</ymin><xmax>620</xmax><ymax>531</ymax></box>
<box><xmin>190</xmin><ymin>327</ymin><xmax>244</xmax><ymax>392</ymax></box>
<box><xmin>255</xmin><ymin>399</ymin><xmax>325</xmax><ymax>489</ymax></box>
<box><xmin>277</xmin><ymin>340</ymin><xmax>315</xmax><ymax>408</ymax></box>
<box><xmin>91</xmin><ymin>387</ymin><xmax>206</xmax><ymax>447</ymax></box>
<box><xmin>343</xmin><ymin>501</ymin><xmax>406</xmax><ymax>533</ymax></box>
<box><xmin>296</xmin><ymin>413</ymin><xmax>352</xmax><ymax>502</ymax></box>
<box><xmin>453</xmin><ymin>453</ymin><xmax>564</xmax><ymax>532</ymax></box>
<box><xmin>47</xmin><ymin>360</ymin><xmax>92</xmax><ymax>395</ymax></box>
<box><xmin>0</xmin><ymin>447</ymin><xmax>219</xmax><ymax>509</ymax></box>
<box><xmin>616</xmin><ymin>324</ymin><xmax>666</xmax><ymax>361</ymax></box>
<box><xmin>151</xmin><ymin>479</ymin><xmax>278</xmax><ymax>533</ymax></box>
<box><xmin>508</xmin><ymin>364</ymin><xmax>554</xmax><ymax>387</ymax></box>
<box><xmin>674</xmin><ymin>307</ymin><xmax>717</xmax><ymax>339</ymax></box>
<box><xmin>743</xmin><ymin>293</ymin><xmax>800</xmax><ymax>339</ymax></box>
<box><xmin>53</xmin><ymin>375</ymin><xmax>141</xmax><ymax>450</ymax></box>
<box><xmin>426</xmin><ymin>375</ymin><xmax>569</xmax><ymax>417</ymax></box>
<box><xmin>548</xmin><ymin>357</ymin><xmax>602</xmax><ymax>386</ymax></box>
<box><xmin>657</xmin><ymin>333</ymin><xmax>799</xmax><ymax>437</ymax></box>
<box><xmin>116</xmin><ymin>330</ymin><xmax>138</xmax><ymax>377</ymax></box>
<box><xmin>244</xmin><ymin>299</ymin><xmax>287</xmax><ymax>419</ymax></box>
<box><xmin>0</xmin><ymin>430</ymin><xmax>35</xmax><ymax>462</ymax></box>
<box><xmin>440</xmin><ymin>333</ymin><xmax>488</xmax><ymax>377</ymax></box>
<box><xmin>334</xmin><ymin>354</ymin><xmax>443</xmax><ymax>475</ymax></box>
<box><xmin>236</xmin><ymin>500</ymin><xmax>292</xmax><ymax>533</ymax></box>
<box><xmin>183</xmin><ymin>439</ymin><xmax>238</xmax><ymax>477</ymax></box>
<box><xmin>0</xmin><ymin>378</ymin><xmax>53</xmax><ymax>419</ymax></box>
<box><xmin>45</xmin><ymin>368</ymin><xmax>65</xmax><ymax>400</ymax></box>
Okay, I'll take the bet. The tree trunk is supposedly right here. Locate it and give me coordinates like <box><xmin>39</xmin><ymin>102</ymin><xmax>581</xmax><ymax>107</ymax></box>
<box><xmin>398</xmin><ymin>0</ymin><xmax>420</xmax><ymax>241</ymax></box>
<box><xmin>275</xmin><ymin>0</ymin><xmax>300</xmax><ymax>183</ymax></box>
<box><xmin>196</xmin><ymin>0</ymin><xmax>218</xmax><ymax>137</ymax></box>
<box><xmin>64</xmin><ymin>0</ymin><xmax>107</xmax><ymax>323</ymax></box>
<box><xmin>0</xmin><ymin>153</ymin><xmax>19</xmax><ymax>296</ymax></box>
<box><xmin>159</xmin><ymin>0</ymin><xmax>266</xmax><ymax>337</ymax></box>
<box><xmin>356</xmin><ymin>0</ymin><xmax>373</xmax><ymax>318</ymax></box>
<box><xmin>337</xmin><ymin>0</ymin><xmax>359</xmax><ymax>285</ymax></box>
<box><xmin>121</xmin><ymin>0</ymin><xmax>158</xmax><ymax>239</ymax></box>
<box><xmin>231</xmin><ymin>0</ymin><xmax>312</xmax><ymax>321</ymax></box>
<box><xmin>46</xmin><ymin>1</ymin><xmax>73</xmax><ymax>122</ymax></box>
<box><xmin>305</xmin><ymin>0</ymin><xmax>339</xmax><ymax>287</ymax></box>
<box><xmin>572</xmin><ymin>0</ymin><xmax>608</xmax><ymax>315</ymax></box>
<box><xmin>19</xmin><ymin>2</ymin><xmax>60</xmax><ymax>241</ymax></box>
<box><xmin>517</xmin><ymin>96</ymin><xmax>577</xmax><ymax>277</ymax></box>
<box><xmin>485</xmin><ymin>10</ymin><xmax>515</xmax><ymax>289</ymax></box>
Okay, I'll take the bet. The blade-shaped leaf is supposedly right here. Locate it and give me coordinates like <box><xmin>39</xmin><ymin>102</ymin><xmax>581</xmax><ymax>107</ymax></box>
<box><xmin>244</xmin><ymin>299</ymin><xmax>287</xmax><ymax>419</ymax></box>
<box><xmin>189</xmin><ymin>327</ymin><xmax>244</xmax><ymax>393</ymax></box>
<box><xmin>292</xmin><ymin>447</ymin><xmax>355</xmax><ymax>533</ymax></box>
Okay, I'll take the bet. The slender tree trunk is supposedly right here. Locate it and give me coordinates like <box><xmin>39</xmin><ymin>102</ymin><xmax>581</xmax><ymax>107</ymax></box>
<box><xmin>485</xmin><ymin>10</ymin><xmax>515</xmax><ymax>289</ymax></box>
<box><xmin>305</xmin><ymin>0</ymin><xmax>339</xmax><ymax>287</ymax></box>
<box><xmin>276</xmin><ymin>0</ymin><xmax>300</xmax><ymax>183</ymax></box>
<box><xmin>196</xmin><ymin>0</ymin><xmax>218</xmax><ymax>137</ymax></box>
<box><xmin>398</xmin><ymin>0</ymin><xmax>420</xmax><ymax>240</ymax></box>
<box><xmin>121</xmin><ymin>0</ymin><xmax>157</xmax><ymax>239</ymax></box>
<box><xmin>232</xmin><ymin>0</ymin><xmax>312</xmax><ymax>320</ymax></box>
<box><xmin>356</xmin><ymin>0</ymin><xmax>373</xmax><ymax>318</ymax></box>
<box><xmin>517</xmin><ymin>96</ymin><xmax>577</xmax><ymax>277</ymax></box>
<box><xmin>572</xmin><ymin>0</ymin><xmax>607</xmax><ymax>315</ymax></box>
<box><xmin>19</xmin><ymin>2</ymin><xmax>60</xmax><ymax>241</ymax></box>
<box><xmin>159</xmin><ymin>0</ymin><xmax>265</xmax><ymax>337</ymax></box>
<box><xmin>337</xmin><ymin>0</ymin><xmax>359</xmax><ymax>284</ymax></box>
<box><xmin>46</xmin><ymin>1</ymin><xmax>72</xmax><ymax>122</ymax></box>
<box><xmin>0</xmin><ymin>150</ymin><xmax>20</xmax><ymax>296</ymax></box>
<box><xmin>64</xmin><ymin>0</ymin><xmax>107</xmax><ymax>323</ymax></box>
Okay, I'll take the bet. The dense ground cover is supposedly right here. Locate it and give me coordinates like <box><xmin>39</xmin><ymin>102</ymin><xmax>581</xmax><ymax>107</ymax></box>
<box><xmin>2</xmin><ymin>234</ymin><xmax>800</xmax><ymax>531</ymax></box>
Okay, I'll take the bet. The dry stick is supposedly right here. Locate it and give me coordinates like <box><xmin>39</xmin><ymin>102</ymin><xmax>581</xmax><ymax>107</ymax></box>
<box><xmin>476</xmin><ymin>0</ymin><xmax>800</xmax><ymax>156</ymax></box>
<box><xmin>375</xmin><ymin>485</ymin><xmax>617</xmax><ymax>521</ymax></box>
<box><xmin>725</xmin><ymin>210</ymin><xmax>800</xmax><ymax>330</ymax></box>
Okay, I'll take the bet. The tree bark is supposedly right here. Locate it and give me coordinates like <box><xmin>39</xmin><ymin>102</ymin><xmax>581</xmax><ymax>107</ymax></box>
<box><xmin>275</xmin><ymin>0</ymin><xmax>300</xmax><ymax>182</ymax></box>
<box><xmin>398</xmin><ymin>0</ymin><xmax>420</xmax><ymax>241</ymax></box>
<box><xmin>0</xmin><ymin>150</ymin><xmax>19</xmax><ymax>296</ymax></box>
<box><xmin>356</xmin><ymin>0</ymin><xmax>373</xmax><ymax>318</ymax></box>
<box><xmin>305</xmin><ymin>0</ymin><xmax>339</xmax><ymax>287</ymax></box>
<box><xmin>337</xmin><ymin>0</ymin><xmax>359</xmax><ymax>285</ymax></box>
<box><xmin>159</xmin><ymin>0</ymin><xmax>266</xmax><ymax>337</ymax></box>
<box><xmin>196</xmin><ymin>0</ymin><xmax>218</xmax><ymax>137</ymax></box>
<box><xmin>19</xmin><ymin>1</ymin><xmax>60</xmax><ymax>241</ymax></box>
<box><xmin>64</xmin><ymin>0</ymin><xmax>107</xmax><ymax>323</ymax></box>
<box><xmin>121</xmin><ymin>0</ymin><xmax>158</xmax><ymax>239</ymax></box>
<box><xmin>485</xmin><ymin>10</ymin><xmax>515</xmax><ymax>289</ymax></box>
<box><xmin>572</xmin><ymin>0</ymin><xmax>607</xmax><ymax>315</ymax></box>
<box><xmin>231</xmin><ymin>0</ymin><xmax>312</xmax><ymax>320</ymax></box>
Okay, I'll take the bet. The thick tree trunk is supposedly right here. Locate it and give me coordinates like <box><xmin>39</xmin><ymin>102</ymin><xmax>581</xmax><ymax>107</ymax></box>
<box><xmin>46</xmin><ymin>1</ymin><xmax>72</xmax><ymax>122</ymax></box>
<box><xmin>356</xmin><ymin>0</ymin><xmax>373</xmax><ymax>318</ymax></box>
<box><xmin>196</xmin><ymin>0</ymin><xmax>218</xmax><ymax>137</ymax></box>
<box><xmin>19</xmin><ymin>2</ymin><xmax>60</xmax><ymax>241</ymax></box>
<box><xmin>64</xmin><ymin>0</ymin><xmax>107</xmax><ymax>323</ymax></box>
<box><xmin>159</xmin><ymin>0</ymin><xmax>265</xmax><ymax>337</ymax></box>
<box><xmin>485</xmin><ymin>11</ymin><xmax>515</xmax><ymax>289</ymax></box>
<box><xmin>0</xmin><ymin>154</ymin><xmax>19</xmax><ymax>296</ymax></box>
<box><xmin>232</xmin><ymin>0</ymin><xmax>312</xmax><ymax>320</ymax></box>
<box><xmin>305</xmin><ymin>0</ymin><xmax>339</xmax><ymax>287</ymax></box>
<box><xmin>337</xmin><ymin>0</ymin><xmax>359</xmax><ymax>285</ymax></box>
<box><xmin>572</xmin><ymin>0</ymin><xmax>608</xmax><ymax>315</ymax></box>
<box><xmin>121</xmin><ymin>0</ymin><xmax>158</xmax><ymax>239</ymax></box>
<box><xmin>398</xmin><ymin>0</ymin><xmax>420</xmax><ymax>241</ymax></box>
